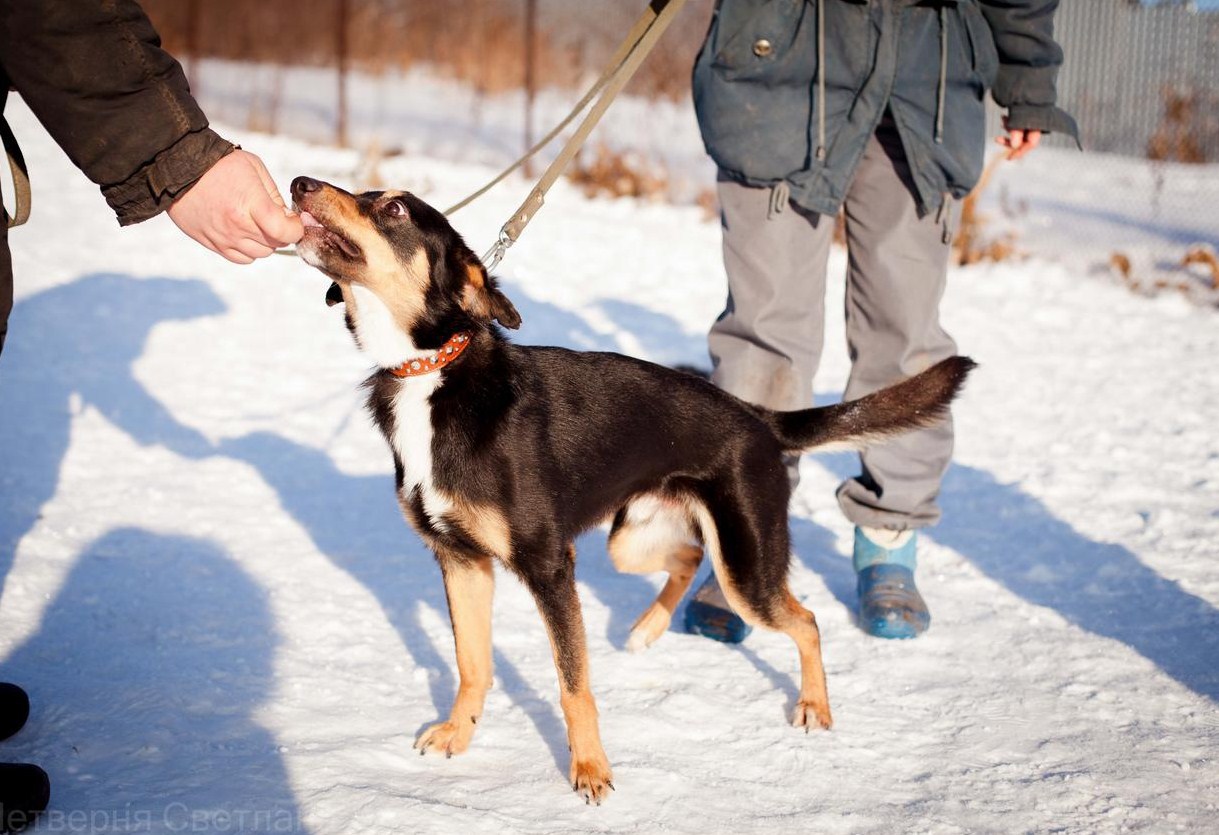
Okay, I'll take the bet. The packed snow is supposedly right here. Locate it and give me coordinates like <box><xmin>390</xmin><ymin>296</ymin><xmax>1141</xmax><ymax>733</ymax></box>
<box><xmin>1</xmin><ymin>89</ymin><xmax>1217</xmax><ymax>834</ymax></box>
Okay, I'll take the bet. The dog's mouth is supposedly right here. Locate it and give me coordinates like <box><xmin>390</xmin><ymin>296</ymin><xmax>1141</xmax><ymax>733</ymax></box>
<box><xmin>298</xmin><ymin>209</ymin><xmax>363</xmax><ymax>261</ymax></box>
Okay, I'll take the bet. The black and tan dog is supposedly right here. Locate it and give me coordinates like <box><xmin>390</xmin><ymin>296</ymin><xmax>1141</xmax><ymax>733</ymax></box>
<box><xmin>289</xmin><ymin>175</ymin><xmax>974</xmax><ymax>804</ymax></box>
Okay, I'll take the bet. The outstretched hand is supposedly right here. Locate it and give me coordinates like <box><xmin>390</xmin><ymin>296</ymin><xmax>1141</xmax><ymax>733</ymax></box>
<box><xmin>995</xmin><ymin>127</ymin><xmax>1042</xmax><ymax>161</ymax></box>
<box><xmin>167</xmin><ymin>149</ymin><xmax>304</xmax><ymax>264</ymax></box>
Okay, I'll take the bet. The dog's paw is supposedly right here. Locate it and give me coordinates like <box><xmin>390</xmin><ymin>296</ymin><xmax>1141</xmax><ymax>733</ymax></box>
<box><xmin>414</xmin><ymin>719</ymin><xmax>475</xmax><ymax>758</ymax></box>
<box><xmin>791</xmin><ymin>699</ymin><xmax>833</xmax><ymax>732</ymax></box>
<box><xmin>570</xmin><ymin>756</ymin><xmax>615</xmax><ymax>805</ymax></box>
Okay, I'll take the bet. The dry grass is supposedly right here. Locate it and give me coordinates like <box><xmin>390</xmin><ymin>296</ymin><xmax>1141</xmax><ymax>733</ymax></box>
<box><xmin>1106</xmin><ymin>248</ymin><xmax>1219</xmax><ymax>302</ymax></box>
<box><xmin>566</xmin><ymin>144</ymin><xmax>668</xmax><ymax>201</ymax></box>
<box><xmin>1147</xmin><ymin>86</ymin><xmax>1219</xmax><ymax>164</ymax></box>
<box><xmin>143</xmin><ymin>0</ymin><xmax>714</xmax><ymax>101</ymax></box>
<box><xmin>952</xmin><ymin>155</ymin><xmax>1020</xmax><ymax>267</ymax></box>
<box><xmin>1182</xmin><ymin>245</ymin><xmax>1219</xmax><ymax>290</ymax></box>
<box><xmin>695</xmin><ymin>187</ymin><xmax>718</xmax><ymax>222</ymax></box>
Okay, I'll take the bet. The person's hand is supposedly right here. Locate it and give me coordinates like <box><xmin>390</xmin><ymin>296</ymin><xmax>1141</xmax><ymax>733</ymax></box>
<box><xmin>995</xmin><ymin>127</ymin><xmax>1042</xmax><ymax>161</ymax></box>
<box><xmin>167</xmin><ymin>149</ymin><xmax>304</xmax><ymax>264</ymax></box>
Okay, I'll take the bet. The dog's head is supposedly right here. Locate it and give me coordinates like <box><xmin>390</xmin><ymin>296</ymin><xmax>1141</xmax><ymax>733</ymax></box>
<box><xmin>290</xmin><ymin>176</ymin><xmax>521</xmax><ymax>351</ymax></box>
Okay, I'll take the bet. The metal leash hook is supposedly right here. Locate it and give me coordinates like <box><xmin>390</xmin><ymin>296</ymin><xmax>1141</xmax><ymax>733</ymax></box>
<box><xmin>460</xmin><ymin>0</ymin><xmax>685</xmax><ymax>273</ymax></box>
<box><xmin>481</xmin><ymin>229</ymin><xmax>513</xmax><ymax>272</ymax></box>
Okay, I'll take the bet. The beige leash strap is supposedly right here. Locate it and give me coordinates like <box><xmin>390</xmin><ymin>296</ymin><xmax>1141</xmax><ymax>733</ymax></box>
<box><xmin>444</xmin><ymin>0</ymin><xmax>681</xmax><ymax>219</ymax></box>
<box><xmin>479</xmin><ymin>0</ymin><xmax>688</xmax><ymax>270</ymax></box>
<box><xmin>1</xmin><ymin>116</ymin><xmax>31</xmax><ymax>228</ymax></box>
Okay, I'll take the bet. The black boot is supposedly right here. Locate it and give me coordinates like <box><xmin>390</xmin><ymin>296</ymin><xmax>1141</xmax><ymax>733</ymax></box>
<box><xmin>0</xmin><ymin>685</ymin><xmax>50</xmax><ymax>832</ymax></box>
<box><xmin>0</xmin><ymin>763</ymin><xmax>51</xmax><ymax>833</ymax></box>
<box><xmin>0</xmin><ymin>684</ymin><xmax>30</xmax><ymax>742</ymax></box>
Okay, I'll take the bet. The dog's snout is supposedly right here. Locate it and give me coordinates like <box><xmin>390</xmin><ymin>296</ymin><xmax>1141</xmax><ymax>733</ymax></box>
<box><xmin>291</xmin><ymin>176</ymin><xmax>322</xmax><ymax>200</ymax></box>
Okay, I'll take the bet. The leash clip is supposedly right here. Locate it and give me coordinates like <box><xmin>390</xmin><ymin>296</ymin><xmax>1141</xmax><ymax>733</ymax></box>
<box><xmin>481</xmin><ymin>229</ymin><xmax>513</xmax><ymax>272</ymax></box>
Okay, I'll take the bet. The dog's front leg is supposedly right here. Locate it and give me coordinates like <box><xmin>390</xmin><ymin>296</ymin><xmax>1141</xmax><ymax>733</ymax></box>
<box><xmin>414</xmin><ymin>553</ymin><xmax>494</xmax><ymax>758</ymax></box>
<box><xmin>521</xmin><ymin>543</ymin><xmax>614</xmax><ymax>804</ymax></box>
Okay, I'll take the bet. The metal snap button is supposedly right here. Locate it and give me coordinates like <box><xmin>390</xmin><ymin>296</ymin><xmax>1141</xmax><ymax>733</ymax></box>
<box><xmin>753</xmin><ymin>38</ymin><xmax>773</xmax><ymax>58</ymax></box>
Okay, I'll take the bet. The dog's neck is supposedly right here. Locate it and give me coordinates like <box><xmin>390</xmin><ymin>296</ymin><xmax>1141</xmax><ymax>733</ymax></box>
<box><xmin>345</xmin><ymin>284</ymin><xmax>441</xmax><ymax>371</ymax></box>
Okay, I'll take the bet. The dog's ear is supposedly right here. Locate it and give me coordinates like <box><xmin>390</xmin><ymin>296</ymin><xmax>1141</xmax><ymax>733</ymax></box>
<box><xmin>460</xmin><ymin>261</ymin><xmax>521</xmax><ymax>329</ymax></box>
<box><xmin>325</xmin><ymin>282</ymin><xmax>344</xmax><ymax>307</ymax></box>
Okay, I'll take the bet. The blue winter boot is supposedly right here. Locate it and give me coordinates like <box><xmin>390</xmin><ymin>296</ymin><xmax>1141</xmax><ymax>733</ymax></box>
<box><xmin>854</xmin><ymin>526</ymin><xmax>930</xmax><ymax>639</ymax></box>
<box><xmin>684</xmin><ymin>574</ymin><xmax>752</xmax><ymax>643</ymax></box>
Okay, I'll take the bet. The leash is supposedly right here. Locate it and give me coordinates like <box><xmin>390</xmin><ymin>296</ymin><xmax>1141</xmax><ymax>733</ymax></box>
<box><xmin>1</xmin><ymin>116</ymin><xmax>31</xmax><ymax>229</ymax></box>
<box><xmin>454</xmin><ymin>0</ymin><xmax>688</xmax><ymax>270</ymax></box>
<box><xmin>275</xmin><ymin>0</ymin><xmax>688</xmax><ymax>267</ymax></box>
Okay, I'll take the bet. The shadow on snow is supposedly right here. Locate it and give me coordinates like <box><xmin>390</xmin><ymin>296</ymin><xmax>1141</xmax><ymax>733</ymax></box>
<box><xmin>2</xmin><ymin>271</ymin><xmax>1213</xmax><ymax>826</ymax></box>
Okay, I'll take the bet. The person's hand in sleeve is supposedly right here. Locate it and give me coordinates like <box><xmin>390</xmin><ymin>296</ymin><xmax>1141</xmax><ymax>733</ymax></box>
<box><xmin>996</xmin><ymin>126</ymin><xmax>1043</xmax><ymax>161</ymax></box>
<box><xmin>167</xmin><ymin>149</ymin><xmax>304</xmax><ymax>264</ymax></box>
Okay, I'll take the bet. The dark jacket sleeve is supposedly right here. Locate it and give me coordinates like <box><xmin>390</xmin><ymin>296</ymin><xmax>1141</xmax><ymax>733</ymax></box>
<box><xmin>0</xmin><ymin>0</ymin><xmax>234</xmax><ymax>225</ymax></box>
<box><xmin>978</xmin><ymin>0</ymin><xmax>1080</xmax><ymax>144</ymax></box>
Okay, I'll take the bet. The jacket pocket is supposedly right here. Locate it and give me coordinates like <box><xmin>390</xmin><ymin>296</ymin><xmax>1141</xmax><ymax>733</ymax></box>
<box><xmin>960</xmin><ymin>1</ymin><xmax>999</xmax><ymax>87</ymax></box>
<box><xmin>711</xmin><ymin>0</ymin><xmax>808</xmax><ymax>83</ymax></box>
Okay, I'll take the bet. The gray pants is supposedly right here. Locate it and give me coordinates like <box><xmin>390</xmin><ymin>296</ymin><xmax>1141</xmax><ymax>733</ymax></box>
<box><xmin>709</xmin><ymin>116</ymin><xmax>957</xmax><ymax>530</ymax></box>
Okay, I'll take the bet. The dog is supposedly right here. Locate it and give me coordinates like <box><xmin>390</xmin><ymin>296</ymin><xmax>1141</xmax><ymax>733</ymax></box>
<box><xmin>289</xmin><ymin>175</ymin><xmax>974</xmax><ymax>804</ymax></box>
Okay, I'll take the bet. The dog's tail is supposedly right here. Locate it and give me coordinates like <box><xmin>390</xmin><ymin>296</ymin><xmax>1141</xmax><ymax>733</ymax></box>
<box><xmin>760</xmin><ymin>356</ymin><xmax>977</xmax><ymax>454</ymax></box>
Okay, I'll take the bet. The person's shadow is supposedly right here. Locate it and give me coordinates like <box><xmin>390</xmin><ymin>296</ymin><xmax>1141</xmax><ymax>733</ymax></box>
<box><xmin>1</xmin><ymin>528</ymin><xmax>306</xmax><ymax>830</ymax></box>
<box><xmin>815</xmin><ymin>451</ymin><xmax>1219</xmax><ymax>702</ymax></box>
<box><xmin>0</xmin><ymin>274</ymin><xmax>223</xmax><ymax>597</ymax></box>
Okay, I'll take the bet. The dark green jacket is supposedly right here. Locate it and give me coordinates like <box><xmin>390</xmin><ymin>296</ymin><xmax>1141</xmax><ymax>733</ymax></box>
<box><xmin>0</xmin><ymin>0</ymin><xmax>232</xmax><ymax>226</ymax></box>
<box><xmin>693</xmin><ymin>0</ymin><xmax>1078</xmax><ymax>215</ymax></box>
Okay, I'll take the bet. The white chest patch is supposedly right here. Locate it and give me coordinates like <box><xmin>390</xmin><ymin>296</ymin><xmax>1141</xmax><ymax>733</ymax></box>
<box><xmin>349</xmin><ymin>283</ymin><xmax>425</xmax><ymax>369</ymax></box>
<box><xmin>344</xmin><ymin>283</ymin><xmax>452</xmax><ymax>527</ymax></box>
<box><xmin>389</xmin><ymin>374</ymin><xmax>453</xmax><ymax>530</ymax></box>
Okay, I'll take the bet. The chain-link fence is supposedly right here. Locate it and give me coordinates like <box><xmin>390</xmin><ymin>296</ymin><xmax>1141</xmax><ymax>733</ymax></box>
<box><xmin>979</xmin><ymin>0</ymin><xmax>1219</xmax><ymax>301</ymax></box>
<box><xmin>1047</xmin><ymin>0</ymin><xmax>1219</xmax><ymax>159</ymax></box>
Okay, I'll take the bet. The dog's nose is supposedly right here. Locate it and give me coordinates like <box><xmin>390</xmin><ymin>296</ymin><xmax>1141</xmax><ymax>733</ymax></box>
<box><xmin>291</xmin><ymin>176</ymin><xmax>322</xmax><ymax>199</ymax></box>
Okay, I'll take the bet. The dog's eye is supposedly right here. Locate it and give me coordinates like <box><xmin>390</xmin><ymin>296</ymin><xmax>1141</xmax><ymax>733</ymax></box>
<box><xmin>384</xmin><ymin>199</ymin><xmax>408</xmax><ymax>218</ymax></box>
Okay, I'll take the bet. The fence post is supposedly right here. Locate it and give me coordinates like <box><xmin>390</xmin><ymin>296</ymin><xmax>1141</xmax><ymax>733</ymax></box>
<box><xmin>336</xmin><ymin>0</ymin><xmax>349</xmax><ymax>148</ymax></box>
<box><xmin>524</xmin><ymin>0</ymin><xmax>537</xmax><ymax>175</ymax></box>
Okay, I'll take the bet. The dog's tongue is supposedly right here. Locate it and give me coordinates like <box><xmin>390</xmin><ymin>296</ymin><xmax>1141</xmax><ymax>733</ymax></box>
<box><xmin>300</xmin><ymin>211</ymin><xmax>323</xmax><ymax>228</ymax></box>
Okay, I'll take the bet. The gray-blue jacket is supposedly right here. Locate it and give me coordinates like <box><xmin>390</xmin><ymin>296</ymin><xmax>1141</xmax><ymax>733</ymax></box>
<box><xmin>693</xmin><ymin>0</ymin><xmax>1078</xmax><ymax>216</ymax></box>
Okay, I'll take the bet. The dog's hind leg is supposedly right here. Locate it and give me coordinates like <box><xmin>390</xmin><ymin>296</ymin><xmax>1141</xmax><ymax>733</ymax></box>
<box><xmin>607</xmin><ymin>495</ymin><xmax>703</xmax><ymax>652</ymax></box>
<box><xmin>517</xmin><ymin>541</ymin><xmax>614</xmax><ymax>804</ymax></box>
<box><xmin>689</xmin><ymin>472</ymin><xmax>833</xmax><ymax>731</ymax></box>
<box><xmin>414</xmin><ymin>552</ymin><xmax>495</xmax><ymax>757</ymax></box>
<box><xmin>774</xmin><ymin>592</ymin><xmax>832</xmax><ymax>731</ymax></box>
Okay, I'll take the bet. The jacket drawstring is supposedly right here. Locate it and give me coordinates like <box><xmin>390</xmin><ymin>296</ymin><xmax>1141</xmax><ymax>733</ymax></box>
<box><xmin>935</xmin><ymin>6</ymin><xmax>947</xmax><ymax>144</ymax></box>
<box><xmin>768</xmin><ymin>180</ymin><xmax>790</xmax><ymax>220</ymax></box>
<box><xmin>815</xmin><ymin>0</ymin><xmax>826</xmax><ymax>161</ymax></box>
<box><xmin>936</xmin><ymin>192</ymin><xmax>953</xmax><ymax>244</ymax></box>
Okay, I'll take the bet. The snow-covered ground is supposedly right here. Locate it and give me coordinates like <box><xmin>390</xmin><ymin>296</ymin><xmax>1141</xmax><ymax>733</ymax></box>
<box><xmin>1</xmin><ymin>93</ymin><xmax>1218</xmax><ymax>833</ymax></box>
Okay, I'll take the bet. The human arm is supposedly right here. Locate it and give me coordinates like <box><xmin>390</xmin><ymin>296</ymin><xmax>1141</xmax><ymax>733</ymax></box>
<box><xmin>978</xmin><ymin>0</ymin><xmax>1080</xmax><ymax>152</ymax></box>
<box><xmin>996</xmin><ymin>127</ymin><xmax>1041</xmax><ymax>161</ymax></box>
<box><xmin>166</xmin><ymin>150</ymin><xmax>302</xmax><ymax>264</ymax></box>
<box><xmin>0</xmin><ymin>0</ymin><xmax>300</xmax><ymax>258</ymax></box>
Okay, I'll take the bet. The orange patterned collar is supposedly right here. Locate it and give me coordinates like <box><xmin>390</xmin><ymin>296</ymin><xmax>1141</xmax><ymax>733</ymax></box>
<box><xmin>389</xmin><ymin>332</ymin><xmax>472</xmax><ymax>378</ymax></box>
